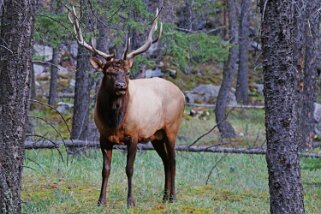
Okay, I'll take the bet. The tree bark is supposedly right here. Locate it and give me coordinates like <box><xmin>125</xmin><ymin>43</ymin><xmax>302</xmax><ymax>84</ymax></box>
<box><xmin>0</xmin><ymin>0</ymin><xmax>35</xmax><ymax>213</ymax></box>
<box><xmin>215</xmin><ymin>0</ymin><xmax>238</xmax><ymax>138</ymax></box>
<box><xmin>179</xmin><ymin>0</ymin><xmax>194</xmax><ymax>31</ymax></box>
<box><xmin>299</xmin><ymin>1</ymin><xmax>321</xmax><ymax>148</ymax></box>
<box><xmin>235</xmin><ymin>0</ymin><xmax>250</xmax><ymax>104</ymax></box>
<box><xmin>71</xmin><ymin>1</ymin><xmax>93</xmax><ymax>141</ymax></box>
<box><xmin>48</xmin><ymin>46</ymin><xmax>60</xmax><ymax>105</ymax></box>
<box><xmin>261</xmin><ymin>0</ymin><xmax>304</xmax><ymax>213</ymax></box>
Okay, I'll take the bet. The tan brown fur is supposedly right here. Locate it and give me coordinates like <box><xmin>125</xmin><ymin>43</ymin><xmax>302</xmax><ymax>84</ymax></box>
<box><xmin>94</xmin><ymin>77</ymin><xmax>185</xmax><ymax>144</ymax></box>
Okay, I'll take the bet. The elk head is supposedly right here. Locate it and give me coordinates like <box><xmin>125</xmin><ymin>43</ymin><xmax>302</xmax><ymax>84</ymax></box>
<box><xmin>68</xmin><ymin>7</ymin><xmax>162</xmax><ymax>96</ymax></box>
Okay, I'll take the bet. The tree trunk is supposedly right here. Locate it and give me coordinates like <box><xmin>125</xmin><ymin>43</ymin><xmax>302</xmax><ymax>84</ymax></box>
<box><xmin>300</xmin><ymin>1</ymin><xmax>321</xmax><ymax>148</ymax></box>
<box><xmin>71</xmin><ymin>1</ymin><xmax>93</xmax><ymax>141</ymax></box>
<box><xmin>261</xmin><ymin>0</ymin><xmax>304</xmax><ymax>213</ymax></box>
<box><xmin>93</xmin><ymin>0</ymin><xmax>109</xmax><ymax>102</ymax></box>
<box><xmin>215</xmin><ymin>0</ymin><xmax>238</xmax><ymax>138</ymax></box>
<box><xmin>235</xmin><ymin>0</ymin><xmax>250</xmax><ymax>104</ymax></box>
<box><xmin>48</xmin><ymin>46</ymin><xmax>60</xmax><ymax>105</ymax></box>
<box><xmin>179</xmin><ymin>0</ymin><xmax>194</xmax><ymax>31</ymax></box>
<box><xmin>0</xmin><ymin>0</ymin><xmax>35</xmax><ymax>213</ymax></box>
<box><xmin>30</xmin><ymin>67</ymin><xmax>36</xmax><ymax>100</ymax></box>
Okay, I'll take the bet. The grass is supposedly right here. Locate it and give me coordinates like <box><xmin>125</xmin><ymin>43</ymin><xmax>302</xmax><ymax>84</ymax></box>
<box><xmin>22</xmin><ymin>149</ymin><xmax>321</xmax><ymax>213</ymax></box>
<box><xmin>23</xmin><ymin>107</ymin><xmax>321</xmax><ymax>213</ymax></box>
<box><xmin>179</xmin><ymin>108</ymin><xmax>266</xmax><ymax>147</ymax></box>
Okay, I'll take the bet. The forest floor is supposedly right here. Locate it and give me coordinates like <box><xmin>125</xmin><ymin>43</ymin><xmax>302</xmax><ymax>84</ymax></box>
<box><xmin>22</xmin><ymin>149</ymin><xmax>321</xmax><ymax>213</ymax></box>
<box><xmin>22</xmin><ymin>108</ymin><xmax>321</xmax><ymax>213</ymax></box>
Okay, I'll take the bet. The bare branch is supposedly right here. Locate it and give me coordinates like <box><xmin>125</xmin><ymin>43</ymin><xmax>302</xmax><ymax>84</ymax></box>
<box><xmin>68</xmin><ymin>6</ymin><xmax>114</xmax><ymax>60</ymax></box>
<box><xmin>28</xmin><ymin>99</ymin><xmax>72</xmax><ymax>137</ymax></box>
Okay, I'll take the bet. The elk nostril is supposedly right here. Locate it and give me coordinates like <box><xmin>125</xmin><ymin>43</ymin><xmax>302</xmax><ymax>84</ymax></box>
<box><xmin>116</xmin><ymin>82</ymin><xmax>126</xmax><ymax>89</ymax></box>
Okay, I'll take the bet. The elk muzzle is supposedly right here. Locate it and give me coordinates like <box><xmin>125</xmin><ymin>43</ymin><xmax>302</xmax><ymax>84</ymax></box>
<box><xmin>115</xmin><ymin>81</ymin><xmax>127</xmax><ymax>96</ymax></box>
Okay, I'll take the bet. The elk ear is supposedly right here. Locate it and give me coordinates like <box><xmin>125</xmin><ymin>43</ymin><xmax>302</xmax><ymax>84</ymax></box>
<box><xmin>89</xmin><ymin>57</ymin><xmax>104</xmax><ymax>72</ymax></box>
<box><xmin>125</xmin><ymin>59</ymin><xmax>134</xmax><ymax>69</ymax></box>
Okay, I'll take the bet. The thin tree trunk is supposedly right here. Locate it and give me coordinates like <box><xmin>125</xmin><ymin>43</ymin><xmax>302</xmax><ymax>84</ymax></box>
<box><xmin>300</xmin><ymin>1</ymin><xmax>321</xmax><ymax>148</ymax></box>
<box><xmin>48</xmin><ymin>2</ymin><xmax>63</xmax><ymax>106</ymax></box>
<box><xmin>261</xmin><ymin>0</ymin><xmax>304</xmax><ymax>213</ymax></box>
<box><xmin>48</xmin><ymin>46</ymin><xmax>60</xmax><ymax>105</ymax></box>
<box><xmin>215</xmin><ymin>0</ymin><xmax>238</xmax><ymax>138</ymax></box>
<box><xmin>93</xmin><ymin>1</ymin><xmax>109</xmax><ymax>103</ymax></box>
<box><xmin>71</xmin><ymin>1</ymin><xmax>93</xmax><ymax>141</ymax></box>
<box><xmin>235</xmin><ymin>0</ymin><xmax>250</xmax><ymax>104</ymax></box>
<box><xmin>0</xmin><ymin>0</ymin><xmax>35</xmax><ymax>213</ymax></box>
<box><xmin>180</xmin><ymin>0</ymin><xmax>194</xmax><ymax>31</ymax></box>
<box><xmin>94</xmin><ymin>4</ymin><xmax>108</xmax><ymax>99</ymax></box>
<box><xmin>30</xmin><ymin>67</ymin><xmax>36</xmax><ymax>100</ymax></box>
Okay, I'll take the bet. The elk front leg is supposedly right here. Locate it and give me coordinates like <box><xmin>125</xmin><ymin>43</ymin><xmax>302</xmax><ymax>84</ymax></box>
<box><xmin>98</xmin><ymin>140</ymin><xmax>113</xmax><ymax>206</ymax></box>
<box><xmin>126</xmin><ymin>141</ymin><xmax>138</xmax><ymax>208</ymax></box>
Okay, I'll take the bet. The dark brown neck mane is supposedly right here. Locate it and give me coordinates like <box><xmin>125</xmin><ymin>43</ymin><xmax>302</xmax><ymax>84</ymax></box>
<box><xmin>96</xmin><ymin>77</ymin><xmax>129</xmax><ymax>129</ymax></box>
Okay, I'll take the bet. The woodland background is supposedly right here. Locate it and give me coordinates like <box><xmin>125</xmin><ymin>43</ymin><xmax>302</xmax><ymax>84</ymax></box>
<box><xmin>1</xmin><ymin>0</ymin><xmax>321</xmax><ymax>213</ymax></box>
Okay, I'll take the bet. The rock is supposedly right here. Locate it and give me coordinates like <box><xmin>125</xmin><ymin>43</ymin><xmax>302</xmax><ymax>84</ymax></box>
<box><xmin>166</xmin><ymin>69</ymin><xmax>177</xmax><ymax>78</ymax></box>
<box><xmin>185</xmin><ymin>84</ymin><xmax>237</xmax><ymax>105</ymax></box>
<box><xmin>56</xmin><ymin>102</ymin><xmax>73</xmax><ymax>114</ymax></box>
<box><xmin>190</xmin><ymin>106</ymin><xmax>211</xmax><ymax>120</ymax></box>
<box><xmin>70</xmin><ymin>40</ymin><xmax>78</xmax><ymax>58</ymax></box>
<box><xmin>57</xmin><ymin>65</ymin><xmax>70</xmax><ymax>79</ymax></box>
<box><xmin>36</xmin><ymin>72</ymin><xmax>50</xmax><ymax>81</ymax></box>
<box><xmin>33</xmin><ymin>44</ymin><xmax>53</xmax><ymax>61</ymax></box>
<box><xmin>254</xmin><ymin>83</ymin><xmax>264</xmax><ymax>95</ymax></box>
<box><xmin>69</xmin><ymin>79</ymin><xmax>76</xmax><ymax>87</ymax></box>
<box><xmin>33</xmin><ymin>64</ymin><xmax>46</xmax><ymax>75</ymax></box>
<box><xmin>314</xmin><ymin>103</ymin><xmax>321</xmax><ymax>122</ymax></box>
<box><xmin>250</xmin><ymin>41</ymin><xmax>262</xmax><ymax>51</ymax></box>
<box><xmin>157</xmin><ymin>61</ymin><xmax>165</xmax><ymax>68</ymax></box>
<box><xmin>146</xmin><ymin>42</ymin><xmax>159</xmax><ymax>56</ymax></box>
<box><xmin>314</xmin><ymin>103</ymin><xmax>321</xmax><ymax>135</ymax></box>
<box><xmin>145</xmin><ymin>68</ymin><xmax>164</xmax><ymax>78</ymax></box>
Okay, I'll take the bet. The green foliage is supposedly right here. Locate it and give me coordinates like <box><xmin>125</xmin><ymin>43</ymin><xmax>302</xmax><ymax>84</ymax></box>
<box><xmin>91</xmin><ymin>0</ymin><xmax>229</xmax><ymax>73</ymax></box>
<box><xmin>302</xmin><ymin>157</ymin><xmax>321</xmax><ymax>171</ymax></box>
<box><xmin>34</xmin><ymin>11</ymin><xmax>71</xmax><ymax>48</ymax></box>
<box><xmin>34</xmin><ymin>0</ymin><xmax>229</xmax><ymax>76</ymax></box>
<box><xmin>163</xmin><ymin>25</ymin><xmax>229</xmax><ymax>72</ymax></box>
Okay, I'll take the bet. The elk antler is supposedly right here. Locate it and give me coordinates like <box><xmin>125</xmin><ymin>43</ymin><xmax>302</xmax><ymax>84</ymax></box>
<box><xmin>124</xmin><ymin>8</ymin><xmax>163</xmax><ymax>60</ymax></box>
<box><xmin>68</xmin><ymin>6</ymin><xmax>114</xmax><ymax>60</ymax></box>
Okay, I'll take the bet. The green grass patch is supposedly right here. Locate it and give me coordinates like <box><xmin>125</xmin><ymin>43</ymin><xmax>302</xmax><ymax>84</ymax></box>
<box><xmin>22</xmin><ymin>149</ymin><xmax>321</xmax><ymax>213</ymax></box>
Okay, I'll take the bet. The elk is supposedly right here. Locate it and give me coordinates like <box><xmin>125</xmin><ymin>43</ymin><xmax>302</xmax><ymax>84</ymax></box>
<box><xmin>69</xmin><ymin>7</ymin><xmax>185</xmax><ymax>208</ymax></box>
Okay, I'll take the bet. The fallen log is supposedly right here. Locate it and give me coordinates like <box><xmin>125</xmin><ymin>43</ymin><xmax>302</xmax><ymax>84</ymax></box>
<box><xmin>24</xmin><ymin>140</ymin><xmax>321</xmax><ymax>158</ymax></box>
<box><xmin>185</xmin><ymin>103</ymin><xmax>265</xmax><ymax>109</ymax></box>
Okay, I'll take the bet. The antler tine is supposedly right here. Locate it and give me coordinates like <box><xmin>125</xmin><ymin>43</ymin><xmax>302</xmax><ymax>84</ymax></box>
<box><xmin>123</xmin><ymin>37</ymin><xmax>131</xmax><ymax>60</ymax></box>
<box><xmin>126</xmin><ymin>8</ymin><xmax>162</xmax><ymax>59</ymax></box>
<box><xmin>68</xmin><ymin>6</ymin><xmax>114</xmax><ymax>60</ymax></box>
<box><xmin>152</xmin><ymin>22</ymin><xmax>163</xmax><ymax>44</ymax></box>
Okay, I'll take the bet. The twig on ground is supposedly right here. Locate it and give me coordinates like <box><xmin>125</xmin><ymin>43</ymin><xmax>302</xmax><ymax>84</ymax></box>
<box><xmin>205</xmin><ymin>155</ymin><xmax>227</xmax><ymax>185</ymax></box>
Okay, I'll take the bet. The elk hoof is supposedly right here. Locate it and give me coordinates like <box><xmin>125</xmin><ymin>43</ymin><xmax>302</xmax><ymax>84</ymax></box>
<box><xmin>127</xmin><ymin>197</ymin><xmax>136</xmax><ymax>208</ymax></box>
<box><xmin>162</xmin><ymin>194</ymin><xmax>170</xmax><ymax>203</ymax></box>
<box><xmin>97</xmin><ymin>199</ymin><xmax>106</xmax><ymax>207</ymax></box>
<box><xmin>169</xmin><ymin>195</ymin><xmax>176</xmax><ymax>203</ymax></box>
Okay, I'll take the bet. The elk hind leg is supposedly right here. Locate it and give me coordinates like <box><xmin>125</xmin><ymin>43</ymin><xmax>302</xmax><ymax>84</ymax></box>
<box><xmin>151</xmin><ymin>139</ymin><xmax>171</xmax><ymax>202</ymax></box>
<box><xmin>164</xmin><ymin>132</ymin><xmax>177</xmax><ymax>202</ymax></box>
